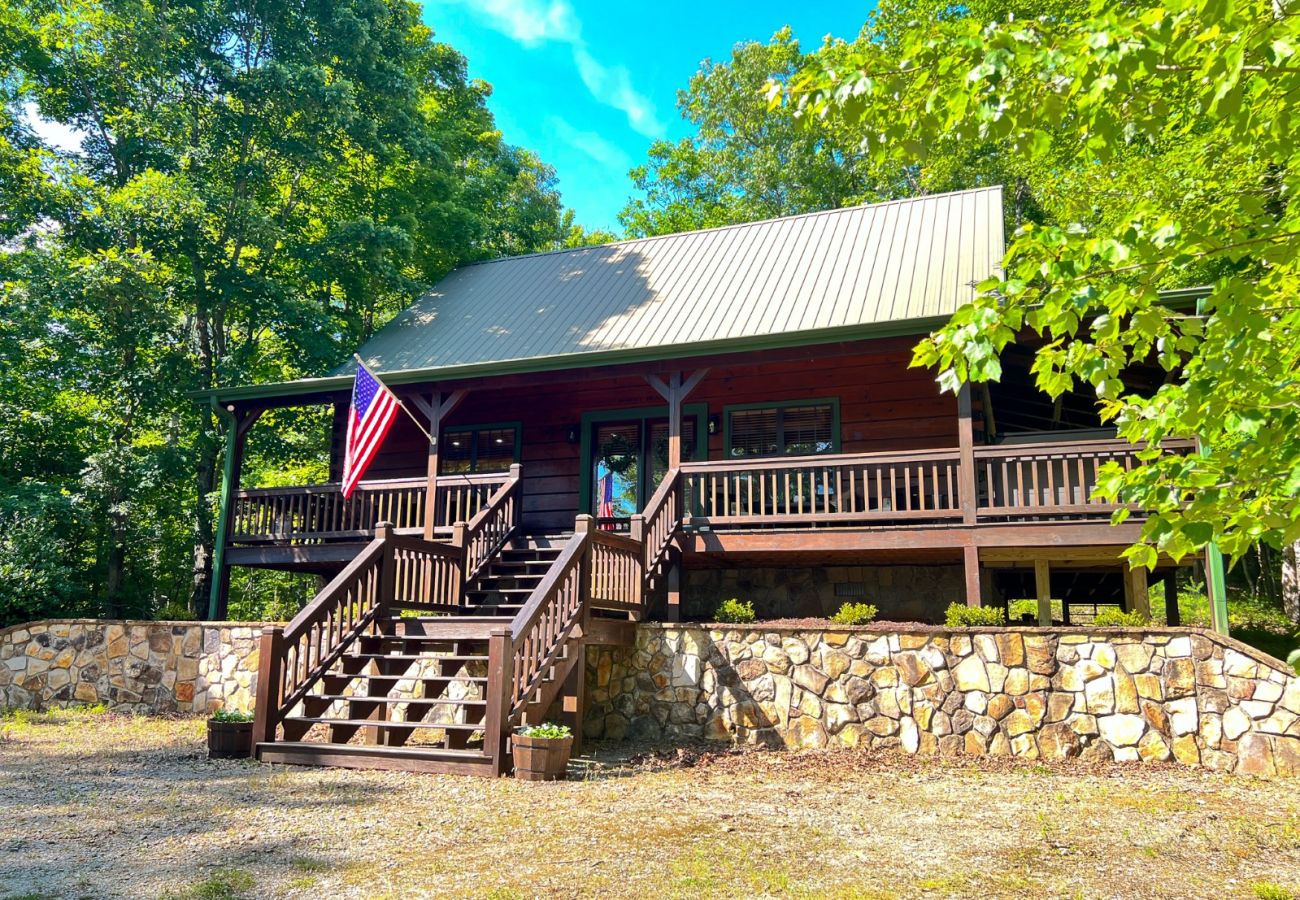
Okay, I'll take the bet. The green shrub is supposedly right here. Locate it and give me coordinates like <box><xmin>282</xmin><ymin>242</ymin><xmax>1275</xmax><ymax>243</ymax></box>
<box><xmin>209</xmin><ymin>708</ymin><xmax>254</xmax><ymax>723</ymax></box>
<box><xmin>516</xmin><ymin>722</ymin><xmax>572</xmax><ymax>739</ymax></box>
<box><xmin>1092</xmin><ymin>608</ymin><xmax>1151</xmax><ymax>627</ymax></box>
<box><xmin>714</xmin><ymin>598</ymin><xmax>756</xmax><ymax>623</ymax></box>
<box><xmin>944</xmin><ymin>603</ymin><xmax>1006</xmax><ymax>627</ymax></box>
<box><xmin>830</xmin><ymin>602</ymin><xmax>878</xmax><ymax>626</ymax></box>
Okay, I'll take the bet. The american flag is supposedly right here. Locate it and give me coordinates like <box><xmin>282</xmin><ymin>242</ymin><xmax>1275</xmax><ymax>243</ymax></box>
<box><xmin>341</xmin><ymin>360</ymin><xmax>400</xmax><ymax>499</ymax></box>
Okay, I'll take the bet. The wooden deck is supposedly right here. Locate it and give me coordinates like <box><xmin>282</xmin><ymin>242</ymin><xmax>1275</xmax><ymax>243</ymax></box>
<box><xmin>227</xmin><ymin>438</ymin><xmax>1193</xmax><ymax>561</ymax></box>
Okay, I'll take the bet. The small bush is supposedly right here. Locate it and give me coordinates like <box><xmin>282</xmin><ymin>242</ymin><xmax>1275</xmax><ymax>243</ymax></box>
<box><xmin>209</xmin><ymin>708</ymin><xmax>254</xmax><ymax>723</ymax></box>
<box><xmin>516</xmin><ymin>722</ymin><xmax>572</xmax><ymax>739</ymax></box>
<box><xmin>1092</xmin><ymin>607</ymin><xmax>1151</xmax><ymax>627</ymax></box>
<box><xmin>714</xmin><ymin>598</ymin><xmax>756</xmax><ymax>623</ymax></box>
<box><xmin>830</xmin><ymin>602</ymin><xmax>878</xmax><ymax>626</ymax></box>
<box><xmin>944</xmin><ymin>603</ymin><xmax>1006</xmax><ymax>627</ymax></box>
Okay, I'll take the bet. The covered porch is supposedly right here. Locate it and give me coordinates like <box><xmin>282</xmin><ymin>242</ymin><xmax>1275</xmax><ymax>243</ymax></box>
<box><xmin>209</xmin><ymin>337</ymin><xmax>1204</xmax><ymax>624</ymax></box>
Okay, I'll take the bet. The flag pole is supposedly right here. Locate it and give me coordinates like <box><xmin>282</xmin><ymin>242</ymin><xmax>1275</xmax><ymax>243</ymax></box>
<box><xmin>354</xmin><ymin>354</ymin><xmax>435</xmax><ymax>444</ymax></box>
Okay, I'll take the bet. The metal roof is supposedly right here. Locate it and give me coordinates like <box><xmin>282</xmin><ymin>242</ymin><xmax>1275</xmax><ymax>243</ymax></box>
<box><xmin>349</xmin><ymin>186</ymin><xmax>1004</xmax><ymax>376</ymax></box>
<box><xmin>207</xmin><ymin>187</ymin><xmax>1004</xmax><ymax>402</ymax></box>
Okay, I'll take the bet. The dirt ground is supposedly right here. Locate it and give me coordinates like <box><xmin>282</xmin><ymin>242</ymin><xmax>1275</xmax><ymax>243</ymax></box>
<box><xmin>3</xmin><ymin>709</ymin><xmax>1300</xmax><ymax>900</ymax></box>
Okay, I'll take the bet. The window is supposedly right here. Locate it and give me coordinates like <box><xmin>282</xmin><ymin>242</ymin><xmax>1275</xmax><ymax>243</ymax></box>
<box><xmin>438</xmin><ymin>424</ymin><xmax>520</xmax><ymax>474</ymax></box>
<box><xmin>725</xmin><ymin>401</ymin><xmax>838</xmax><ymax>458</ymax></box>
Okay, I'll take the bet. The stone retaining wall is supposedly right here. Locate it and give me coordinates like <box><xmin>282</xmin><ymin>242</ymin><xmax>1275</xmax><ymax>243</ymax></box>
<box><xmin>0</xmin><ymin>620</ymin><xmax>265</xmax><ymax>715</ymax></box>
<box><xmin>682</xmin><ymin>565</ymin><xmax>970</xmax><ymax>621</ymax></box>
<box><xmin>584</xmin><ymin>624</ymin><xmax>1300</xmax><ymax>776</ymax></box>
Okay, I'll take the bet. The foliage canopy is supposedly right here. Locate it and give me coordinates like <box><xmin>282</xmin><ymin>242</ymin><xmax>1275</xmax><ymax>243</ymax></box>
<box><xmin>786</xmin><ymin>0</ymin><xmax>1300</xmax><ymax>566</ymax></box>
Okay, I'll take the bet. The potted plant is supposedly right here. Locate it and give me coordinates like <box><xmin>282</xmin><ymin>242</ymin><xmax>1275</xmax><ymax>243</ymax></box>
<box><xmin>207</xmin><ymin>708</ymin><xmax>255</xmax><ymax>759</ymax></box>
<box><xmin>512</xmin><ymin>723</ymin><xmax>574</xmax><ymax>781</ymax></box>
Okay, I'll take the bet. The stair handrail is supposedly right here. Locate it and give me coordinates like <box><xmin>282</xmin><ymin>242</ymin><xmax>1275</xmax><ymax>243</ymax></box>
<box><xmin>252</xmin><ymin>526</ymin><xmax>393</xmax><ymax>747</ymax></box>
<box><xmin>502</xmin><ymin>518</ymin><xmax>592</xmax><ymax>722</ymax></box>
<box><xmin>453</xmin><ymin>463</ymin><xmax>522</xmax><ymax>586</ymax></box>
<box><xmin>632</xmin><ymin>467</ymin><xmax>681</xmax><ymax>594</ymax></box>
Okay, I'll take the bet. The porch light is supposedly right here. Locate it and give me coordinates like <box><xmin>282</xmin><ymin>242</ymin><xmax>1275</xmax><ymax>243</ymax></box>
<box><xmin>566</xmin><ymin>424</ymin><xmax>580</xmax><ymax>444</ymax></box>
<box><xmin>708</xmin><ymin>414</ymin><xmax>721</xmax><ymax>435</ymax></box>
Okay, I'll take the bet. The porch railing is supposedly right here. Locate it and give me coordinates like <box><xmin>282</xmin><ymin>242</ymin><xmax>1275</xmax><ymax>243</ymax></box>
<box><xmin>681</xmin><ymin>449</ymin><xmax>965</xmax><ymax>526</ymax></box>
<box><xmin>229</xmin><ymin>472</ymin><xmax>510</xmax><ymax>545</ymax></box>
<box><xmin>678</xmin><ymin>438</ymin><xmax>1194</xmax><ymax>529</ymax></box>
<box><xmin>974</xmin><ymin>439</ymin><xmax>1196</xmax><ymax>519</ymax></box>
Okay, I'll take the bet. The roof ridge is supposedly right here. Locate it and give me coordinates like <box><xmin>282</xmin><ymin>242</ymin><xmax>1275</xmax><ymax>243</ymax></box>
<box><xmin>459</xmin><ymin>184</ymin><xmax>1006</xmax><ymax>269</ymax></box>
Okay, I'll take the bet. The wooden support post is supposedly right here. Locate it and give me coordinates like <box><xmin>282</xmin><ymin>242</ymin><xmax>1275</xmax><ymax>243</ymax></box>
<box><xmin>209</xmin><ymin>406</ymin><xmax>261</xmax><ymax>620</ymax></box>
<box><xmin>957</xmin><ymin>383</ymin><xmax>978</xmax><ymax>525</ymax></box>
<box><xmin>647</xmin><ymin>369</ymin><xmax>708</xmax><ymax>470</ymax></box>
<box><xmin>1125</xmin><ymin>563</ymin><xmax>1151</xmax><ymax>619</ymax></box>
<box><xmin>250</xmin><ymin>625</ymin><xmax>284</xmax><ymax>751</ymax></box>
<box><xmin>963</xmin><ymin>544</ymin><xmax>982</xmax><ymax>607</ymax></box>
<box><xmin>485</xmin><ymin>626</ymin><xmax>513</xmax><ymax>776</ymax></box>
<box><xmin>1164</xmin><ymin>574</ymin><xmax>1180</xmax><ymax>626</ymax></box>
<box><xmin>665</xmin><ymin>549</ymin><xmax>682</xmax><ymax>622</ymax></box>
<box><xmin>1034</xmin><ymin>558</ymin><xmax>1052</xmax><ymax>626</ymax></box>
<box><xmin>414</xmin><ymin>390</ymin><xmax>467</xmax><ymax>540</ymax></box>
<box><xmin>560</xmin><ymin>651</ymin><xmax>586</xmax><ymax>757</ymax></box>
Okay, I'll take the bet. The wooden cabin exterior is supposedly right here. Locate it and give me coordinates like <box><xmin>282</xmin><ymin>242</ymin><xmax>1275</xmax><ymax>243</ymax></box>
<box><xmin>204</xmin><ymin>187</ymin><xmax>1201</xmax><ymax>774</ymax></box>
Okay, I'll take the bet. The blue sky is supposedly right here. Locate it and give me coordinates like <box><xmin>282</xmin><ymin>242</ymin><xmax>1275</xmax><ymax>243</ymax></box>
<box><xmin>422</xmin><ymin>1</ymin><xmax>875</xmax><ymax>234</ymax></box>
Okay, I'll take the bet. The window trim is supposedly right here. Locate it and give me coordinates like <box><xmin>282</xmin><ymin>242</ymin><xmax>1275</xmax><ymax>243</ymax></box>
<box><xmin>722</xmin><ymin>398</ymin><xmax>841</xmax><ymax>459</ymax></box>
<box><xmin>438</xmin><ymin>420</ymin><xmax>523</xmax><ymax>474</ymax></box>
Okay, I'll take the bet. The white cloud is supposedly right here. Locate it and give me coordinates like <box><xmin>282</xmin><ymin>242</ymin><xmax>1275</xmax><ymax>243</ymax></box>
<box><xmin>22</xmin><ymin>102</ymin><xmax>86</xmax><ymax>155</ymax></box>
<box><xmin>470</xmin><ymin>0</ymin><xmax>578</xmax><ymax>44</ymax></box>
<box><xmin>549</xmin><ymin>116</ymin><xmax>632</xmax><ymax>170</ymax></box>
<box><xmin>444</xmin><ymin>0</ymin><xmax>665</xmax><ymax>138</ymax></box>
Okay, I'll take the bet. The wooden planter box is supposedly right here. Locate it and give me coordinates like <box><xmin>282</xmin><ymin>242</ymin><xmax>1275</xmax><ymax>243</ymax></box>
<box><xmin>512</xmin><ymin>734</ymin><xmax>573</xmax><ymax>781</ymax></box>
<box><xmin>207</xmin><ymin>719</ymin><xmax>254</xmax><ymax>759</ymax></box>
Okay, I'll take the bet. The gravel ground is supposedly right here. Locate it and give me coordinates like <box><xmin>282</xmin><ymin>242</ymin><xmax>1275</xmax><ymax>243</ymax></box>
<box><xmin>3</xmin><ymin>708</ymin><xmax>1300</xmax><ymax>899</ymax></box>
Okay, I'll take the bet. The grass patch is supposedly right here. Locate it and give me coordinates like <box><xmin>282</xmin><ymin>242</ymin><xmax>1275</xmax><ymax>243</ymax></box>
<box><xmin>161</xmin><ymin>868</ymin><xmax>254</xmax><ymax>900</ymax></box>
<box><xmin>1253</xmin><ymin>883</ymin><xmax>1297</xmax><ymax>900</ymax></box>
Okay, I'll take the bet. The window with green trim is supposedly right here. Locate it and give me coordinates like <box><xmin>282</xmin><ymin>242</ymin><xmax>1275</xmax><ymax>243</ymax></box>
<box><xmin>726</xmin><ymin>401</ymin><xmax>838</xmax><ymax>458</ymax></box>
<box><xmin>439</xmin><ymin>424</ymin><xmax>520</xmax><ymax>474</ymax></box>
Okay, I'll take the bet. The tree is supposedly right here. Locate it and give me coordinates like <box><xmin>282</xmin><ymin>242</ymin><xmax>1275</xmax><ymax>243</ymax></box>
<box><xmin>0</xmin><ymin>0</ymin><xmax>567</xmax><ymax>623</ymax></box>
<box><xmin>786</xmin><ymin>0</ymin><xmax>1300</xmax><ymax>581</ymax></box>
<box><xmin>619</xmin><ymin>27</ymin><xmax>889</xmax><ymax>238</ymax></box>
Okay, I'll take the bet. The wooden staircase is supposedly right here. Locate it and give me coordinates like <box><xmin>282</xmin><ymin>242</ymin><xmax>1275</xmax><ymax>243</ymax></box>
<box><xmin>463</xmin><ymin>535</ymin><xmax>567</xmax><ymax>615</ymax></box>
<box><xmin>250</xmin><ymin>467</ymin><xmax>684</xmax><ymax>776</ymax></box>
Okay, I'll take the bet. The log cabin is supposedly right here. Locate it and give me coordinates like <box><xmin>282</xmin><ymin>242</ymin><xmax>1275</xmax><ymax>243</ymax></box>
<box><xmin>203</xmin><ymin>186</ymin><xmax>1207</xmax><ymax>773</ymax></box>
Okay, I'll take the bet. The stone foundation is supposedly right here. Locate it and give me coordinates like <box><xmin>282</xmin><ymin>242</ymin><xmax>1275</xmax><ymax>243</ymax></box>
<box><xmin>0</xmin><ymin>620</ymin><xmax>264</xmax><ymax>715</ymax></box>
<box><xmin>585</xmin><ymin>624</ymin><xmax>1300</xmax><ymax>776</ymax></box>
<box><xmin>682</xmin><ymin>566</ymin><xmax>969</xmax><ymax>621</ymax></box>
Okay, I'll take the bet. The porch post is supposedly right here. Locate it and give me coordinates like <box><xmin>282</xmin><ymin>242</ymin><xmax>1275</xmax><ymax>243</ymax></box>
<box><xmin>208</xmin><ymin>404</ymin><xmax>259</xmax><ymax>620</ymax></box>
<box><xmin>422</xmin><ymin>392</ymin><xmax>443</xmax><ymax>541</ymax></box>
<box><xmin>1034</xmin><ymin>558</ymin><xmax>1052</xmax><ymax>625</ymax></box>
<box><xmin>1164</xmin><ymin>574</ymin><xmax>1180</xmax><ymax>626</ymax></box>
<box><xmin>957</xmin><ymin>382</ymin><xmax>978</xmax><ymax>525</ymax></box>
<box><xmin>1122</xmin><ymin>562</ymin><xmax>1151</xmax><ymax>619</ymax></box>
<box><xmin>667</xmin><ymin>373</ymin><xmax>682</xmax><ymax>468</ymax></box>
<box><xmin>963</xmin><ymin>544</ymin><xmax>982</xmax><ymax>607</ymax></box>
<box><xmin>646</xmin><ymin>368</ymin><xmax>709</xmax><ymax>469</ymax></box>
<box><xmin>415</xmin><ymin>390</ymin><xmax>468</xmax><ymax>541</ymax></box>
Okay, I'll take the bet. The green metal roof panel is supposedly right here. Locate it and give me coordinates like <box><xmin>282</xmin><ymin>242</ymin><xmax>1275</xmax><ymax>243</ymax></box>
<box><xmin>346</xmin><ymin>186</ymin><xmax>1005</xmax><ymax>379</ymax></box>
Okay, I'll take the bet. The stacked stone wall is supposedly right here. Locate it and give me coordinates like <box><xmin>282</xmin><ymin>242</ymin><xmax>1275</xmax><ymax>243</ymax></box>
<box><xmin>585</xmin><ymin>624</ymin><xmax>1300</xmax><ymax>776</ymax></box>
<box><xmin>0</xmin><ymin>620</ymin><xmax>264</xmax><ymax>714</ymax></box>
<box><xmin>682</xmin><ymin>565</ymin><xmax>970</xmax><ymax>621</ymax></box>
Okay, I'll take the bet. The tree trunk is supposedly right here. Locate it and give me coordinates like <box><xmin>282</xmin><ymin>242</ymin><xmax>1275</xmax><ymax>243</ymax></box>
<box><xmin>1283</xmin><ymin>540</ymin><xmax>1300</xmax><ymax>624</ymax></box>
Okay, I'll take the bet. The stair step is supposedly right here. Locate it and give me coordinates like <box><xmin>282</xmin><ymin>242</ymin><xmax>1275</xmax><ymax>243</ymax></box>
<box><xmin>257</xmin><ymin>742</ymin><xmax>494</xmax><ymax>775</ymax></box>
<box><xmin>309</xmin><ymin>694</ymin><xmax>487</xmax><ymax>706</ymax></box>
<box><xmin>344</xmin><ymin>653</ymin><xmax>487</xmax><ymax>664</ymax></box>
<box><xmin>283</xmin><ymin>717</ymin><xmax>485</xmax><ymax>731</ymax></box>
<box><xmin>465</xmin><ymin>587</ymin><xmax>535</xmax><ymax>597</ymax></box>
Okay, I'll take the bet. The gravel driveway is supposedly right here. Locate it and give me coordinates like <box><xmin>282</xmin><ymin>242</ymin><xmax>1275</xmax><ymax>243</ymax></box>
<box><xmin>3</xmin><ymin>708</ymin><xmax>1300</xmax><ymax>899</ymax></box>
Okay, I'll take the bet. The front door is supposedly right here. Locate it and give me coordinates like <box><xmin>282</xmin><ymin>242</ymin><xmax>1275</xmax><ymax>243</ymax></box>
<box><xmin>584</xmin><ymin>407</ymin><xmax>705</xmax><ymax>529</ymax></box>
